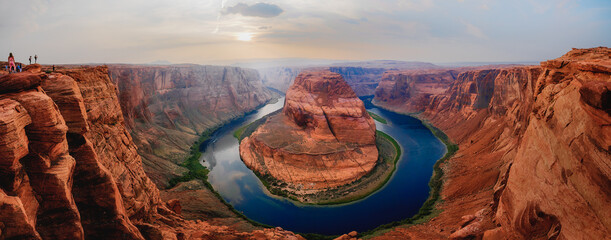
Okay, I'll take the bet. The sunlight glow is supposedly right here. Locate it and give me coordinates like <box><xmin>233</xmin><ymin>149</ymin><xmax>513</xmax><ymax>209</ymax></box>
<box><xmin>237</xmin><ymin>32</ymin><xmax>253</xmax><ymax>42</ymax></box>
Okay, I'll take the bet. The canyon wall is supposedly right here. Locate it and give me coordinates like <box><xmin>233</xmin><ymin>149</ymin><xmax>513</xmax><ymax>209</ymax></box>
<box><xmin>329</xmin><ymin>67</ymin><xmax>386</xmax><ymax>96</ymax></box>
<box><xmin>0</xmin><ymin>66</ymin><xmax>303</xmax><ymax>240</ymax></box>
<box><xmin>259</xmin><ymin>63</ymin><xmax>437</xmax><ymax>96</ymax></box>
<box><xmin>0</xmin><ymin>66</ymin><xmax>163</xmax><ymax>239</ymax></box>
<box><xmin>107</xmin><ymin>65</ymin><xmax>277</xmax><ymax>187</ymax></box>
<box><xmin>259</xmin><ymin>66</ymin><xmax>304</xmax><ymax>93</ymax></box>
<box><xmin>372</xmin><ymin>47</ymin><xmax>610</xmax><ymax>239</ymax></box>
<box><xmin>374</xmin><ymin>69</ymin><xmax>460</xmax><ymax>112</ymax></box>
<box><xmin>240</xmin><ymin>71</ymin><xmax>378</xmax><ymax>192</ymax></box>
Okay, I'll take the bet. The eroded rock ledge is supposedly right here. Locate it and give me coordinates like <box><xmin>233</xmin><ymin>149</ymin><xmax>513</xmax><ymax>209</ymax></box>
<box><xmin>370</xmin><ymin>47</ymin><xmax>610</xmax><ymax>239</ymax></box>
<box><xmin>240</xmin><ymin>71</ymin><xmax>378</xmax><ymax>194</ymax></box>
<box><xmin>0</xmin><ymin>65</ymin><xmax>304</xmax><ymax>240</ymax></box>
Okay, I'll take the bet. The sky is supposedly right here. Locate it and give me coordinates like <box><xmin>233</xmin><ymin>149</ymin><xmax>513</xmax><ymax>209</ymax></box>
<box><xmin>0</xmin><ymin>0</ymin><xmax>609</xmax><ymax>65</ymax></box>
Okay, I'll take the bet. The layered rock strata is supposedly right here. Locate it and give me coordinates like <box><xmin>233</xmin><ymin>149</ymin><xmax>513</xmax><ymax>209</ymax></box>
<box><xmin>371</xmin><ymin>47</ymin><xmax>610</xmax><ymax>239</ymax></box>
<box><xmin>329</xmin><ymin>67</ymin><xmax>386</xmax><ymax>96</ymax></box>
<box><xmin>107</xmin><ymin>65</ymin><xmax>276</xmax><ymax>187</ymax></box>
<box><xmin>260</xmin><ymin>64</ymin><xmax>436</xmax><ymax>97</ymax></box>
<box><xmin>0</xmin><ymin>66</ymin><xmax>304</xmax><ymax>239</ymax></box>
<box><xmin>240</xmin><ymin>71</ymin><xmax>378</xmax><ymax>192</ymax></box>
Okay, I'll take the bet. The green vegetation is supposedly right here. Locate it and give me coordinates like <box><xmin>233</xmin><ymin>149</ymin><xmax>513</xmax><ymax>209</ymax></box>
<box><xmin>239</xmin><ymin>127</ymin><xmax>401</xmax><ymax>206</ymax></box>
<box><xmin>313</xmin><ymin>130</ymin><xmax>401</xmax><ymax>205</ymax></box>
<box><xmin>368</xmin><ymin>111</ymin><xmax>388</xmax><ymax>124</ymax></box>
<box><xmin>233</xmin><ymin>124</ymin><xmax>248</xmax><ymax>140</ymax></box>
<box><xmin>360</xmin><ymin>119</ymin><xmax>458</xmax><ymax>239</ymax></box>
<box><xmin>169</xmin><ymin>96</ymin><xmax>457</xmax><ymax>239</ymax></box>
<box><xmin>166</xmin><ymin>99</ymin><xmax>282</xmax><ymax>230</ymax></box>
<box><xmin>167</xmin><ymin>127</ymin><xmax>216</xmax><ymax>188</ymax></box>
<box><xmin>233</xmin><ymin>109</ymin><xmax>281</xmax><ymax>142</ymax></box>
<box><xmin>299</xmin><ymin>233</ymin><xmax>340</xmax><ymax>240</ymax></box>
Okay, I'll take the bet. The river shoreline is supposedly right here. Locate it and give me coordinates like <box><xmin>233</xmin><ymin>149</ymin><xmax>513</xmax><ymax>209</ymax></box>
<box><xmin>165</xmin><ymin>98</ymin><xmax>282</xmax><ymax>229</ymax></box>
<box><xmin>177</xmin><ymin>97</ymin><xmax>456</xmax><ymax>238</ymax></box>
<box><xmin>234</xmin><ymin>112</ymin><xmax>402</xmax><ymax>205</ymax></box>
<box><xmin>359</xmin><ymin>100</ymin><xmax>458</xmax><ymax>238</ymax></box>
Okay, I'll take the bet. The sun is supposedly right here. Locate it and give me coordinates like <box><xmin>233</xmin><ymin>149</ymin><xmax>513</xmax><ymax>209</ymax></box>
<box><xmin>236</xmin><ymin>32</ymin><xmax>253</xmax><ymax>42</ymax></box>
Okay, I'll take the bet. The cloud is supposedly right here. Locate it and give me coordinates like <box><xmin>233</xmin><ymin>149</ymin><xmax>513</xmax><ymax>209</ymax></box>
<box><xmin>461</xmin><ymin>20</ymin><xmax>487</xmax><ymax>39</ymax></box>
<box><xmin>223</xmin><ymin>2</ymin><xmax>283</xmax><ymax>18</ymax></box>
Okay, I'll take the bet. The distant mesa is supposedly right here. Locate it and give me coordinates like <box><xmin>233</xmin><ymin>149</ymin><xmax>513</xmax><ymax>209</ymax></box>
<box><xmin>239</xmin><ymin>70</ymin><xmax>379</xmax><ymax>195</ymax></box>
<box><xmin>146</xmin><ymin>60</ymin><xmax>172</xmax><ymax>65</ymax></box>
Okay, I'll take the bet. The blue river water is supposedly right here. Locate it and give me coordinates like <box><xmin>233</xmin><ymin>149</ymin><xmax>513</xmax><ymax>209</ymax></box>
<box><xmin>201</xmin><ymin>97</ymin><xmax>446</xmax><ymax>235</ymax></box>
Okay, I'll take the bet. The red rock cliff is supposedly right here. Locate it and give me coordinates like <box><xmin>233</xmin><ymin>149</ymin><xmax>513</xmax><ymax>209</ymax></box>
<box><xmin>0</xmin><ymin>66</ymin><xmax>158</xmax><ymax>239</ymax></box>
<box><xmin>0</xmin><ymin>66</ymin><xmax>304</xmax><ymax>240</ymax></box>
<box><xmin>107</xmin><ymin>65</ymin><xmax>276</xmax><ymax>187</ymax></box>
<box><xmin>371</xmin><ymin>47</ymin><xmax>610</xmax><ymax>239</ymax></box>
<box><xmin>374</xmin><ymin>69</ymin><xmax>459</xmax><ymax>112</ymax></box>
<box><xmin>240</xmin><ymin>71</ymin><xmax>378</xmax><ymax>192</ymax></box>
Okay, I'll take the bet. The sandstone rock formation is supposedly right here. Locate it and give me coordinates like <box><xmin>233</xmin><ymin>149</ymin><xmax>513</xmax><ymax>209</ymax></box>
<box><xmin>259</xmin><ymin>62</ymin><xmax>438</xmax><ymax>97</ymax></box>
<box><xmin>374</xmin><ymin>69</ymin><xmax>459</xmax><ymax>112</ymax></box>
<box><xmin>240</xmin><ymin>71</ymin><xmax>378</xmax><ymax>192</ymax></box>
<box><xmin>107</xmin><ymin>65</ymin><xmax>277</xmax><ymax>187</ymax></box>
<box><xmin>329</xmin><ymin>67</ymin><xmax>386</xmax><ymax>96</ymax></box>
<box><xmin>371</xmin><ymin>47</ymin><xmax>610</xmax><ymax>239</ymax></box>
<box><xmin>0</xmin><ymin>66</ymin><xmax>304</xmax><ymax>239</ymax></box>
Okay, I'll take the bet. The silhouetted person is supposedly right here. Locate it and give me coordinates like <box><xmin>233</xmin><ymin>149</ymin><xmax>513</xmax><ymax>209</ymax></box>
<box><xmin>53</xmin><ymin>65</ymin><xmax>55</xmax><ymax>72</ymax></box>
<box><xmin>8</xmin><ymin>53</ymin><xmax>16</xmax><ymax>73</ymax></box>
<box><xmin>34</xmin><ymin>54</ymin><xmax>38</xmax><ymax>64</ymax></box>
<box><xmin>29</xmin><ymin>56</ymin><xmax>32</xmax><ymax>64</ymax></box>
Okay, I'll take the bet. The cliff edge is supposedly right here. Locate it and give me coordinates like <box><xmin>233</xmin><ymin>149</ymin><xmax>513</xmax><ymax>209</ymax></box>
<box><xmin>0</xmin><ymin>65</ymin><xmax>303</xmax><ymax>240</ymax></box>
<box><xmin>239</xmin><ymin>71</ymin><xmax>378</xmax><ymax>194</ymax></box>
<box><xmin>371</xmin><ymin>47</ymin><xmax>610</xmax><ymax>239</ymax></box>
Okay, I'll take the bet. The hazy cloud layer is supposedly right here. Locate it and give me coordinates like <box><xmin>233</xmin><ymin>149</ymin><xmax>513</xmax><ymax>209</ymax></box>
<box><xmin>0</xmin><ymin>0</ymin><xmax>609</xmax><ymax>65</ymax></box>
<box><xmin>224</xmin><ymin>2</ymin><xmax>283</xmax><ymax>18</ymax></box>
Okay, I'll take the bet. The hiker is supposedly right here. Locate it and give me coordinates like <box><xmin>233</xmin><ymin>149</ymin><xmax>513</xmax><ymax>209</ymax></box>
<box><xmin>52</xmin><ymin>65</ymin><xmax>55</xmax><ymax>72</ymax></box>
<box><xmin>34</xmin><ymin>55</ymin><xmax>38</xmax><ymax>63</ymax></box>
<box><xmin>8</xmin><ymin>53</ymin><xmax>16</xmax><ymax>73</ymax></box>
<box><xmin>29</xmin><ymin>56</ymin><xmax>32</xmax><ymax>64</ymax></box>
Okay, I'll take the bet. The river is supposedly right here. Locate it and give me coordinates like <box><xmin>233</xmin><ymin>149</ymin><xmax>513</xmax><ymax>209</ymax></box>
<box><xmin>201</xmin><ymin>97</ymin><xmax>446</xmax><ymax>235</ymax></box>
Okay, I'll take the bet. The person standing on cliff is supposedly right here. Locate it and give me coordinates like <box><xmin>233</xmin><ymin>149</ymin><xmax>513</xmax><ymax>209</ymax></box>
<box><xmin>7</xmin><ymin>53</ymin><xmax>16</xmax><ymax>73</ymax></box>
<box><xmin>34</xmin><ymin>54</ymin><xmax>38</xmax><ymax>64</ymax></box>
<box><xmin>29</xmin><ymin>56</ymin><xmax>32</xmax><ymax>65</ymax></box>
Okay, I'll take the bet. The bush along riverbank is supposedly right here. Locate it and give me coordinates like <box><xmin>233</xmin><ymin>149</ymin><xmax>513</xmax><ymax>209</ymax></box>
<box><xmin>234</xmin><ymin>110</ymin><xmax>402</xmax><ymax>205</ymax></box>
<box><xmin>368</xmin><ymin>111</ymin><xmax>388</xmax><ymax>124</ymax></box>
<box><xmin>359</xmin><ymin>105</ymin><xmax>458</xmax><ymax>239</ymax></box>
<box><xmin>165</xmin><ymin>101</ymin><xmax>280</xmax><ymax>229</ymax></box>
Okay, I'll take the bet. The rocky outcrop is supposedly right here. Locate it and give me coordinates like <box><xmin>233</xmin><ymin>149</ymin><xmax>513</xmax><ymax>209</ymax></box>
<box><xmin>374</xmin><ymin>69</ymin><xmax>459</xmax><ymax>112</ymax></box>
<box><xmin>259</xmin><ymin>66</ymin><xmax>304</xmax><ymax>93</ymax></box>
<box><xmin>240</xmin><ymin>71</ymin><xmax>378</xmax><ymax>192</ymax></box>
<box><xmin>329</xmin><ymin>67</ymin><xmax>386</xmax><ymax>96</ymax></box>
<box><xmin>493</xmin><ymin>47</ymin><xmax>610</xmax><ymax>240</ymax></box>
<box><xmin>107</xmin><ymin>65</ymin><xmax>276</xmax><ymax>187</ymax></box>
<box><xmin>54</xmin><ymin>67</ymin><xmax>159</xmax><ymax>238</ymax></box>
<box><xmin>371</xmin><ymin>47</ymin><xmax>610</xmax><ymax>239</ymax></box>
<box><xmin>260</xmin><ymin>65</ymin><xmax>426</xmax><ymax>97</ymax></box>
<box><xmin>0</xmin><ymin>67</ymin><xmax>303</xmax><ymax>239</ymax></box>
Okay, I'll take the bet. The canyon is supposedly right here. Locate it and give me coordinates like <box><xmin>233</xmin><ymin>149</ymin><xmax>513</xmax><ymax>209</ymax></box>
<box><xmin>239</xmin><ymin>71</ymin><xmax>379</xmax><ymax>195</ymax></box>
<box><xmin>370</xmin><ymin>47</ymin><xmax>610</xmax><ymax>239</ymax></box>
<box><xmin>259</xmin><ymin>61</ymin><xmax>438</xmax><ymax>96</ymax></box>
<box><xmin>0</xmin><ymin>65</ymin><xmax>302</xmax><ymax>239</ymax></box>
<box><xmin>0</xmin><ymin>46</ymin><xmax>609</xmax><ymax>240</ymax></box>
<box><xmin>107</xmin><ymin>65</ymin><xmax>278</xmax><ymax>188</ymax></box>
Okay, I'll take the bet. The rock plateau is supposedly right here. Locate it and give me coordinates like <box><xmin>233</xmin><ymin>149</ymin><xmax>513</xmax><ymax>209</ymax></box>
<box><xmin>107</xmin><ymin>65</ymin><xmax>277</xmax><ymax>187</ymax></box>
<box><xmin>240</xmin><ymin>71</ymin><xmax>378</xmax><ymax>193</ymax></box>
<box><xmin>370</xmin><ymin>47</ymin><xmax>610</xmax><ymax>239</ymax></box>
<box><xmin>0</xmin><ymin>65</ymin><xmax>303</xmax><ymax>240</ymax></box>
